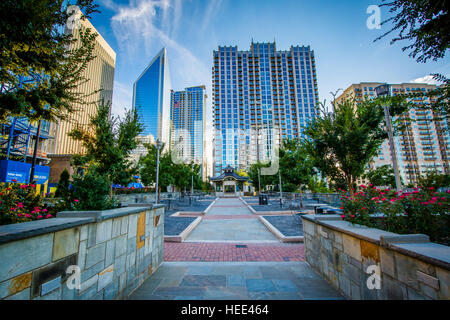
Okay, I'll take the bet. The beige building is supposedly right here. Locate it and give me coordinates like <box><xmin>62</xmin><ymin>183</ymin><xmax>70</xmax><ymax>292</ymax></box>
<box><xmin>336</xmin><ymin>82</ymin><xmax>450</xmax><ymax>186</ymax></box>
<box><xmin>48</xmin><ymin>6</ymin><xmax>116</xmax><ymax>182</ymax></box>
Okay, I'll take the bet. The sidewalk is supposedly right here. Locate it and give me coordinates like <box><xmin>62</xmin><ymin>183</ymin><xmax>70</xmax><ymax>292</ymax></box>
<box><xmin>129</xmin><ymin>197</ymin><xmax>343</xmax><ymax>300</ymax></box>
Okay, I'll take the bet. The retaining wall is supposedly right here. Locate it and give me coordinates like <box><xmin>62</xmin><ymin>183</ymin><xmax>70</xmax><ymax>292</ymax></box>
<box><xmin>302</xmin><ymin>214</ymin><xmax>449</xmax><ymax>300</ymax></box>
<box><xmin>0</xmin><ymin>205</ymin><xmax>164</xmax><ymax>300</ymax></box>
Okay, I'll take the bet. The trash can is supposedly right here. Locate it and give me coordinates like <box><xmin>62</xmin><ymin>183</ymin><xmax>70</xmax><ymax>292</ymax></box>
<box><xmin>259</xmin><ymin>194</ymin><xmax>268</xmax><ymax>205</ymax></box>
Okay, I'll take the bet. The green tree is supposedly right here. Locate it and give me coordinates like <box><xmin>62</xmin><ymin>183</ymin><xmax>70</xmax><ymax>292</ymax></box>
<box><xmin>69</xmin><ymin>100</ymin><xmax>143</xmax><ymax>197</ymax></box>
<box><xmin>54</xmin><ymin>169</ymin><xmax>70</xmax><ymax>199</ymax></box>
<box><xmin>303</xmin><ymin>100</ymin><xmax>388</xmax><ymax>194</ymax></box>
<box><xmin>0</xmin><ymin>1</ymin><xmax>99</xmax><ymax>123</ymax></box>
<box><xmin>375</xmin><ymin>0</ymin><xmax>449</xmax><ymax>63</ymax></box>
<box><xmin>375</xmin><ymin>1</ymin><xmax>449</xmax><ymax>118</ymax></box>
<box><xmin>364</xmin><ymin>164</ymin><xmax>400</xmax><ymax>187</ymax></box>
<box><xmin>247</xmin><ymin>161</ymin><xmax>274</xmax><ymax>192</ymax></box>
<box><xmin>417</xmin><ymin>170</ymin><xmax>450</xmax><ymax>189</ymax></box>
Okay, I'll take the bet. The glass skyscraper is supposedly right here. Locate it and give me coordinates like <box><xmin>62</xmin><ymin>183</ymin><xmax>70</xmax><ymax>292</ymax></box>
<box><xmin>170</xmin><ymin>86</ymin><xmax>207</xmax><ymax>178</ymax></box>
<box><xmin>133</xmin><ymin>48</ymin><xmax>172</xmax><ymax>145</ymax></box>
<box><xmin>212</xmin><ymin>41</ymin><xmax>319</xmax><ymax>175</ymax></box>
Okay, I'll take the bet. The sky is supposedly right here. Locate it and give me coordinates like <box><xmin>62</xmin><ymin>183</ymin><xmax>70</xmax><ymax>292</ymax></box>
<box><xmin>87</xmin><ymin>0</ymin><xmax>449</xmax><ymax>162</ymax></box>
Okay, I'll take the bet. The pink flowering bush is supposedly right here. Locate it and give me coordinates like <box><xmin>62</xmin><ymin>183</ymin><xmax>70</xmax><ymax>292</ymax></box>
<box><xmin>0</xmin><ymin>181</ymin><xmax>56</xmax><ymax>225</ymax></box>
<box><xmin>339</xmin><ymin>184</ymin><xmax>449</xmax><ymax>245</ymax></box>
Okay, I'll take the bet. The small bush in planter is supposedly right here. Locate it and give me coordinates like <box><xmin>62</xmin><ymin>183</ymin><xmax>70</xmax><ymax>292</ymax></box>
<box><xmin>65</xmin><ymin>168</ymin><xmax>118</xmax><ymax>211</ymax></box>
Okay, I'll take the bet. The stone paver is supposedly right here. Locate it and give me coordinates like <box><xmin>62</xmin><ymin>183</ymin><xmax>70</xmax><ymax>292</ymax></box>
<box><xmin>130</xmin><ymin>261</ymin><xmax>343</xmax><ymax>300</ymax></box>
<box><xmin>132</xmin><ymin>197</ymin><xmax>344</xmax><ymax>300</ymax></box>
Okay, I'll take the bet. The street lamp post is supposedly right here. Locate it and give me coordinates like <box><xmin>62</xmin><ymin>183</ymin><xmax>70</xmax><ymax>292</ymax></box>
<box><xmin>155</xmin><ymin>139</ymin><xmax>162</xmax><ymax>204</ymax></box>
<box><xmin>375</xmin><ymin>84</ymin><xmax>402</xmax><ymax>192</ymax></box>
<box><xmin>191</xmin><ymin>162</ymin><xmax>194</xmax><ymax>195</ymax></box>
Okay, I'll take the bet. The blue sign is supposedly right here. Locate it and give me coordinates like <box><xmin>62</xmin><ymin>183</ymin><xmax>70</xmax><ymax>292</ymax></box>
<box><xmin>0</xmin><ymin>160</ymin><xmax>31</xmax><ymax>183</ymax></box>
<box><xmin>34</xmin><ymin>165</ymin><xmax>50</xmax><ymax>184</ymax></box>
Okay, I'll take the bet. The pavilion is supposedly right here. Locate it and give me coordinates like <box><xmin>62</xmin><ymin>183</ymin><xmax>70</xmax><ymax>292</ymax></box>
<box><xmin>209</xmin><ymin>166</ymin><xmax>249</xmax><ymax>197</ymax></box>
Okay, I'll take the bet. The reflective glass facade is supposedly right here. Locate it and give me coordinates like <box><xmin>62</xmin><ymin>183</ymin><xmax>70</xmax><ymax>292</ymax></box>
<box><xmin>170</xmin><ymin>86</ymin><xmax>206</xmax><ymax>175</ymax></box>
<box><xmin>212</xmin><ymin>42</ymin><xmax>319</xmax><ymax>175</ymax></box>
<box><xmin>133</xmin><ymin>48</ymin><xmax>171</xmax><ymax>144</ymax></box>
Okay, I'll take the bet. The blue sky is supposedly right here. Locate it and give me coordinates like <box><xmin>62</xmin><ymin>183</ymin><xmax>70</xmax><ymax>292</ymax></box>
<box><xmin>89</xmin><ymin>0</ymin><xmax>449</xmax><ymax>120</ymax></box>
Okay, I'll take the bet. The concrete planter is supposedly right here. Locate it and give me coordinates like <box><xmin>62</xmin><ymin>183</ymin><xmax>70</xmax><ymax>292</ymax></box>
<box><xmin>302</xmin><ymin>214</ymin><xmax>450</xmax><ymax>300</ymax></box>
<box><xmin>0</xmin><ymin>205</ymin><xmax>165</xmax><ymax>300</ymax></box>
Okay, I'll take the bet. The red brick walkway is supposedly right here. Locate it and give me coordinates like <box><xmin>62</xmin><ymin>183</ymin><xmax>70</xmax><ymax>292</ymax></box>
<box><xmin>164</xmin><ymin>242</ymin><xmax>305</xmax><ymax>262</ymax></box>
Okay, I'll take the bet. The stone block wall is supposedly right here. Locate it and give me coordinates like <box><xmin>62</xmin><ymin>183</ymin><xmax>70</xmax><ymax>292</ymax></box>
<box><xmin>302</xmin><ymin>215</ymin><xmax>450</xmax><ymax>300</ymax></box>
<box><xmin>0</xmin><ymin>205</ymin><xmax>164</xmax><ymax>300</ymax></box>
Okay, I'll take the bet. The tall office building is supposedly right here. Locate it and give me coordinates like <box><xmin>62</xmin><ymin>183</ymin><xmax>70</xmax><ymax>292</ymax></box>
<box><xmin>48</xmin><ymin>6</ymin><xmax>116</xmax><ymax>182</ymax></box>
<box><xmin>170</xmin><ymin>86</ymin><xmax>207</xmax><ymax>178</ymax></box>
<box><xmin>132</xmin><ymin>48</ymin><xmax>172</xmax><ymax>146</ymax></box>
<box><xmin>212</xmin><ymin>41</ymin><xmax>319</xmax><ymax>175</ymax></box>
<box><xmin>337</xmin><ymin>82</ymin><xmax>450</xmax><ymax>185</ymax></box>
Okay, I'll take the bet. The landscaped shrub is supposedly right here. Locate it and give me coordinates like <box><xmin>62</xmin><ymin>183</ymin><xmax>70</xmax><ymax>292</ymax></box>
<box><xmin>339</xmin><ymin>185</ymin><xmax>449</xmax><ymax>245</ymax></box>
<box><xmin>68</xmin><ymin>168</ymin><xmax>118</xmax><ymax>211</ymax></box>
<box><xmin>54</xmin><ymin>169</ymin><xmax>71</xmax><ymax>199</ymax></box>
<box><xmin>0</xmin><ymin>181</ymin><xmax>56</xmax><ymax>225</ymax></box>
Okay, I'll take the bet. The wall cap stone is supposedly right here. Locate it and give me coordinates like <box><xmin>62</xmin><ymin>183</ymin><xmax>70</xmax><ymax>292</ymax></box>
<box><xmin>380</xmin><ymin>234</ymin><xmax>430</xmax><ymax>245</ymax></box>
<box><xmin>0</xmin><ymin>217</ymin><xmax>94</xmax><ymax>244</ymax></box>
<box><xmin>57</xmin><ymin>205</ymin><xmax>164</xmax><ymax>222</ymax></box>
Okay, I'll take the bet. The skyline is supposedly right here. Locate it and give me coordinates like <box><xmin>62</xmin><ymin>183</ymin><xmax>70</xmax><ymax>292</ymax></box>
<box><xmin>88</xmin><ymin>0</ymin><xmax>450</xmax><ymax>174</ymax></box>
<box><xmin>90</xmin><ymin>0</ymin><xmax>450</xmax><ymax>120</ymax></box>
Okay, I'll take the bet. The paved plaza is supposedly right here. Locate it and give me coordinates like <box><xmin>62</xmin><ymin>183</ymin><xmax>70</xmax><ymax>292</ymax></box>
<box><xmin>130</xmin><ymin>197</ymin><xmax>343</xmax><ymax>300</ymax></box>
<box><xmin>130</xmin><ymin>262</ymin><xmax>344</xmax><ymax>300</ymax></box>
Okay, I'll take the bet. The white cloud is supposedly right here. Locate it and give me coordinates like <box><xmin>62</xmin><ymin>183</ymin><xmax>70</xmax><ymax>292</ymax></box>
<box><xmin>106</xmin><ymin>0</ymin><xmax>222</xmax><ymax>176</ymax></box>
<box><xmin>411</xmin><ymin>75</ymin><xmax>440</xmax><ymax>85</ymax></box>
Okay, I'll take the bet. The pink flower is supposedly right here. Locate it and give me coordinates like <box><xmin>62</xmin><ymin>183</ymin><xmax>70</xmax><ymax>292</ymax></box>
<box><xmin>17</xmin><ymin>202</ymin><xmax>23</xmax><ymax>208</ymax></box>
<box><xmin>17</xmin><ymin>213</ymin><xmax>23</xmax><ymax>217</ymax></box>
<box><xmin>42</xmin><ymin>209</ymin><xmax>48</xmax><ymax>212</ymax></box>
<box><xmin>45</xmin><ymin>214</ymin><xmax>52</xmax><ymax>219</ymax></box>
<box><xmin>12</xmin><ymin>179</ymin><xmax>17</xmax><ymax>183</ymax></box>
<box><xmin>341</xmin><ymin>215</ymin><xmax>346</xmax><ymax>218</ymax></box>
<box><xmin>31</xmin><ymin>211</ymin><xmax>36</xmax><ymax>214</ymax></box>
<box><xmin>74</xmin><ymin>199</ymin><xmax>79</xmax><ymax>203</ymax></box>
<box><xmin>10</xmin><ymin>207</ymin><xmax>16</xmax><ymax>211</ymax></box>
<box><xmin>361</xmin><ymin>185</ymin><xmax>366</xmax><ymax>189</ymax></box>
<box><xmin>350</xmin><ymin>214</ymin><xmax>355</xmax><ymax>218</ymax></box>
<box><xmin>30</xmin><ymin>184</ymin><xmax>35</xmax><ymax>188</ymax></box>
<box><xmin>36</xmin><ymin>215</ymin><xmax>43</xmax><ymax>219</ymax></box>
<box><xmin>421</xmin><ymin>202</ymin><xmax>429</xmax><ymax>205</ymax></box>
<box><xmin>429</xmin><ymin>187</ymin><xmax>434</xmax><ymax>190</ymax></box>
<box><xmin>362</xmin><ymin>207</ymin><xmax>367</xmax><ymax>210</ymax></box>
<box><xmin>390</xmin><ymin>198</ymin><xmax>396</xmax><ymax>202</ymax></box>
<box><xmin>382</xmin><ymin>198</ymin><xmax>386</xmax><ymax>201</ymax></box>
<box><xmin>25</xmin><ymin>214</ymin><xmax>31</xmax><ymax>218</ymax></box>
<box><xmin>380</xmin><ymin>192</ymin><xmax>385</xmax><ymax>195</ymax></box>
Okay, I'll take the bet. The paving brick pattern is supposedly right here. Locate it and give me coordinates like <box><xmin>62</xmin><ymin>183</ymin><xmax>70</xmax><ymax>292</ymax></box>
<box><xmin>164</xmin><ymin>242</ymin><xmax>306</xmax><ymax>262</ymax></box>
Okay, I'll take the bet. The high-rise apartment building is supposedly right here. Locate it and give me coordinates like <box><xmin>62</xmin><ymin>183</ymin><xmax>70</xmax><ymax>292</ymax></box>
<box><xmin>212</xmin><ymin>42</ymin><xmax>319</xmax><ymax>176</ymax></box>
<box><xmin>48</xmin><ymin>6</ymin><xmax>116</xmax><ymax>182</ymax></box>
<box><xmin>336</xmin><ymin>82</ymin><xmax>450</xmax><ymax>185</ymax></box>
<box><xmin>170</xmin><ymin>86</ymin><xmax>207</xmax><ymax>179</ymax></box>
<box><xmin>132</xmin><ymin>48</ymin><xmax>172</xmax><ymax>146</ymax></box>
